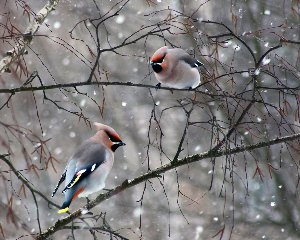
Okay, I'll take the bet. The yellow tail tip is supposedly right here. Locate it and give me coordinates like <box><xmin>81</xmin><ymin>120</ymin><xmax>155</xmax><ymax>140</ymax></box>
<box><xmin>57</xmin><ymin>207</ymin><xmax>69</xmax><ymax>214</ymax></box>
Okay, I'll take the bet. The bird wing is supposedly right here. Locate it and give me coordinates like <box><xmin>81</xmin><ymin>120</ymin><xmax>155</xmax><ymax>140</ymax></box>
<box><xmin>62</xmin><ymin>141</ymin><xmax>107</xmax><ymax>193</ymax></box>
<box><xmin>180</xmin><ymin>55</ymin><xmax>203</xmax><ymax>68</ymax></box>
<box><xmin>51</xmin><ymin>167</ymin><xmax>67</xmax><ymax>197</ymax></box>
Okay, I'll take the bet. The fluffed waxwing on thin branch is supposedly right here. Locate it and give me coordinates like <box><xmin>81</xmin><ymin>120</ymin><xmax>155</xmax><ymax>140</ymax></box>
<box><xmin>150</xmin><ymin>46</ymin><xmax>204</xmax><ymax>89</ymax></box>
<box><xmin>52</xmin><ymin>122</ymin><xmax>125</xmax><ymax>214</ymax></box>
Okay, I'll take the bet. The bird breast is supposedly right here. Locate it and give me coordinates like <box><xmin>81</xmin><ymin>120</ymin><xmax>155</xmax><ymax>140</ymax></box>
<box><xmin>78</xmin><ymin>150</ymin><xmax>114</xmax><ymax>197</ymax></box>
<box><xmin>156</xmin><ymin>61</ymin><xmax>200</xmax><ymax>89</ymax></box>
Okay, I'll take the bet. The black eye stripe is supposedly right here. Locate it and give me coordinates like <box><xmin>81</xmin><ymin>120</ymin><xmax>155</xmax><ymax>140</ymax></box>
<box><xmin>109</xmin><ymin>135</ymin><xmax>119</xmax><ymax>142</ymax></box>
<box><xmin>152</xmin><ymin>53</ymin><xmax>166</xmax><ymax>64</ymax></box>
<box><xmin>152</xmin><ymin>58</ymin><xmax>164</xmax><ymax>63</ymax></box>
<box><xmin>105</xmin><ymin>131</ymin><xmax>119</xmax><ymax>142</ymax></box>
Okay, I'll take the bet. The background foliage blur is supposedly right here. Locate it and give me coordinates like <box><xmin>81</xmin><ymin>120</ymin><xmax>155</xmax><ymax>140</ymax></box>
<box><xmin>1</xmin><ymin>0</ymin><xmax>300</xmax><ymax>239</ymax></box>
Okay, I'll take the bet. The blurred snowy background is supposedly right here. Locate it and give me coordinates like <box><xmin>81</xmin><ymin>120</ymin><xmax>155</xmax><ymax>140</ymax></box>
<box><xmin>1</xmin><ymin>0</ymin><xmax>300</xmax><ymax>239</ymax></box>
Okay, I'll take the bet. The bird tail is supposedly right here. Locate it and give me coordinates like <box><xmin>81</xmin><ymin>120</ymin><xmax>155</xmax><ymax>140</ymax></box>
<box><xmin>57</xmin><ymin>201</ymin><xmax>70</xmax><ymax>214</ymax></box>
<box><xmin>57</xmin><ymin>186</ymin><xmax>85</xmax><ymax>214</ymax></box>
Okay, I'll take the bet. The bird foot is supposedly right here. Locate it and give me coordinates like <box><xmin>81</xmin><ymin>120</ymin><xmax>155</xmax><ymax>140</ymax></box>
<box><xmin>155</xmin><ymin>83</ymin><xmax>161</xmax><ymax>89</ymax></box>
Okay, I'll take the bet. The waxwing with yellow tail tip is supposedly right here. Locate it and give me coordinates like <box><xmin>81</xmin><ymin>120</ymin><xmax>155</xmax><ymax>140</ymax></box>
<box><xmin>51</xmin><ymin>122</ymin><xmax>125</xmax><ymax>214</ymax></box>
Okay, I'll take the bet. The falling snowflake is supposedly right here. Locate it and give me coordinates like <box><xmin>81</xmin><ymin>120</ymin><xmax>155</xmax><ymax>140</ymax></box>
<box><xmin>53</xmin><ymin>21</ymin><xmax>61</xmax><ymax>29</ymax></box>
<box><xmin>69</xmin><ymin>132</ymin><xmax>76</xmax><ymax>138</ymax></box>
<box><xmin>80</xmin><ymin>99</ymin><xmax>86</xmax><ymax>107</ymax></box>
<box><xmin>262</xmin><ymin>57</ymin><xmax>271</xmax><ymax>65</ymax></box>
<box><xmin>194</xmin><ymin>145</ymin><xmax>201</xmax><ymax>152</ymax></box>
<box><xmin>115</xmin><ymin>15</ymin><xmax>125</xmax><ymax>24</ymax></box>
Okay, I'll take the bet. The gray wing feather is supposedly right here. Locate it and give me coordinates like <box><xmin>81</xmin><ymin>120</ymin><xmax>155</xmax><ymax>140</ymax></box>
<box><xmin>63</xmin><ymin>140</ymin><xmax>107</xmax><ymax>190</ymax></box>
<box><xmin>180</xmin><ymin>55</ymin><xmax>203</xmax><ymax>68</ymax></box>
<box><xmin>170</xmin><ymin>48</ymin><xmax>203</xmax><ymax>68</ymax></box>
<box><xmin>51</xmin><ymin>167</ymin><xmax>67</xmax><ymax>197</ymax></box>
<box><xmin>72</xmin><ymin>140</ymin><xmax>107</xmax><ymax>170</ymax></box>
<box><xmin>65</xmin><ymin>159</ymin><xmax>76</xmax><ymax>188</ymax></box>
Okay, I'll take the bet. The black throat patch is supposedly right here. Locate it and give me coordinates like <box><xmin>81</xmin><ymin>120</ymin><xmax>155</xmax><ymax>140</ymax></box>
<box><xmin>152</xmin><ymin>64</ymin><xmax>163</xmax><ymax>73</ymax></box>
<box><xmin>111</xmin><ymin>143</ymin><xmax>121</xmax><ymax>152</ymax></box>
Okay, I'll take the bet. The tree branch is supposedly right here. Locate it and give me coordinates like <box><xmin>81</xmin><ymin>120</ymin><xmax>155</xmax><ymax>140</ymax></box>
<box><xmin>202</xmin><ymin>20</ymin><xmax>257</xmax><ymax>63</ymax></box>
<box><xmin>0</xmin><ymin>79</ymin><xmax>275</xmax><ymax>103</ymax></box>
<box><xmin>62</xmin><ymin>226</ymin><xmax>129</xmax><ymax>240</ymax></box>
<box><xmin>0</xmin><ymin>154</ymin><xmax>60</xmax><ymax>209</ymax></box>
<box><xmin>0</xmin><ymin>81</ymin><xmax>193</xmax><ymax>94</ymax></box>
<box><xmin>0</xmin><ymin>0</ymin><xmax>60</xmax><ymax>73</ymax></box>
<box><xmin>35</xmin><ymin>132</ymin><xmax>300</xmax><ymax>239</ymax></box>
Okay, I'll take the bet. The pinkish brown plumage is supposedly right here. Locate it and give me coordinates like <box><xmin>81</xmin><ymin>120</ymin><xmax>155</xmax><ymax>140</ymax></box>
<box><xmin>52</xmin><ymin>122</ymin><xmax>125</xmax><ymax>213</ymax></box>
<box><xmin>150</xmin><ymin>46</ymin><xmax>203</xmax><ymax>89</ymax></box>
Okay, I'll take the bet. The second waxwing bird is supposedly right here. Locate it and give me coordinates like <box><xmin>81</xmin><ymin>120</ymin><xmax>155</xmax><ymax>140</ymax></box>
<box><xmin>150</xmin><ymin>46</ymin><xmax>204</xmax><ymax>89</ymax></box>
<box><xmin>51</xmin><ymin>122</ymin><xmax>125</xmax><ymax>214</ymax></box>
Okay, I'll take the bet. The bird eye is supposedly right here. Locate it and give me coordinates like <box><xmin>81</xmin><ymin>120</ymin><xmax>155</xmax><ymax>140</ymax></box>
<box><xmin>106</xmin><ymin>131</ymin><xmax>120</xmax><ymax>142</ymax></box>
<box><xmin>156</xmin><ymin>58</ymin><xmax>164</xmax><ymax>63</ymax></box>
<box><xmin>151</xmin><ymin>58</ymin><xmax>164</xmax><ymax>64</ymax></box>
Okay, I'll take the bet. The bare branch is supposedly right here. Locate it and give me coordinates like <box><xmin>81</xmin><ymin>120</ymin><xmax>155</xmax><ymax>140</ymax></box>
<box><xmin>0</xmin><ymin>0</ymin><xmax>60</xmax><ymax>73</ymax></box>
<box><xmin>34</xmin><ymin>132</ymin><xmax>300</xmax><ymax>239</ymax></box>
<box><xmin>0</xmin><ymin>154</ymin><xmax>60</xmax><ymax>209</ymax></box>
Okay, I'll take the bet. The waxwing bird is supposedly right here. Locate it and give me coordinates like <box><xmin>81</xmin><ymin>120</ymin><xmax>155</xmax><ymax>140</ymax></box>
<box><xmin>52</xmin><ymin>122</ymin><xmax>125</xmax><ymax>214</ymax></box>
<box><xmin>150</xmin><ymin>46</ymin><xmax>204</xmax><ymax>89</ymax></box>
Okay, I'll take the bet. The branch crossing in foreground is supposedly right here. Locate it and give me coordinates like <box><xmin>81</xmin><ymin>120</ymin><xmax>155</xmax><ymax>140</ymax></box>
<box><xmin>33</xmin><ymin>132</ymin><xmax>300</xmax><ymax>239</ymax></box>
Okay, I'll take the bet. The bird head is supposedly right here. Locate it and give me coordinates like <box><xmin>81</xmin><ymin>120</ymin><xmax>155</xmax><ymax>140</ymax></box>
<box><xmin>150</xmin><ymin>46</ymin><xmax>168</xmax><ymax>73</ymax></box>
<box><xmin>94</xmin><ymin>122</ymin><xmax>126</xmax><ymax>152</ymax></box>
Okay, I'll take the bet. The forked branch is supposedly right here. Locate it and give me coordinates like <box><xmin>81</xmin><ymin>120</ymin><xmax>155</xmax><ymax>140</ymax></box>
<box><xmin>34</xmin><ymin>132</ymin><xmax>300</xmax><ymax>239</ymax></box>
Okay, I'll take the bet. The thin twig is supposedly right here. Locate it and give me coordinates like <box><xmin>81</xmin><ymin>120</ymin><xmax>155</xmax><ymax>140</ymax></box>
<box><xmin>0</xmin><ymin>0</ymin><xmax>60</xmax><ymax>73</ymax></box>
<box><xmin>0</xmin><ymin>154</ymin><xmax>61</xmax><ymax>209</ymax></box>
<box><xmin>35</xmin><ymin>132</ymin><xmax>300</xmax><ymax>239</ymax></box>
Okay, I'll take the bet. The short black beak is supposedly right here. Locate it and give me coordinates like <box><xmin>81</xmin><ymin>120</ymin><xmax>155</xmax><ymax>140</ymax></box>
<box><xmin>118</xmin><ymin>141</ymin><xmax>126</xmax><ymax>146</ymax></box>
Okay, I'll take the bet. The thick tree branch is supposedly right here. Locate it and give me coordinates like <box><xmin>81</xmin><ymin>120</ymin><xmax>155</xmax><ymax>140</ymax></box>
<box><xmin>0</xmin><ymin>81</ymin><xmax>195</xmax><ymax>94</ymax></box>
<box><xmin>0</xmin><ymin>0</ymin><xmax>60</xmax><ymax>73</ymax></box>
<box><xmin>34</xmin><ymin>132</ymin><xmax>300</xmax><ymax>239</ymax></box>
<box><xmin>0</xmin><ymin>80</ymin><xmax>279</xmax><ymax>106</ymax></box>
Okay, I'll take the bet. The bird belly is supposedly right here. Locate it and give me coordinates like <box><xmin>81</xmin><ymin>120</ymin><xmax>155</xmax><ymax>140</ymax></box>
<box><xmin>187</xmin><ymin>68</ymin><xmax>201</xmax><ymax>88</ymax></box>
<box><xmin>165</xmin><ymin>70</ymin><xmax>200</xmax><ymax>89</ymax></box>
<box><xmin>156</xmin><ymin>64</ymin><xmax>200</xmax><ymax>89</ymax></box>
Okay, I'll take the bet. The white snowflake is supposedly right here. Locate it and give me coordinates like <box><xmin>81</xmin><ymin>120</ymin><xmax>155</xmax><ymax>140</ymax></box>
<box><xmin>53</xmin><ymin>21</ymin><xmax>61</xmax><ymax>29</ymax></box>
<box><xmin>115</xmin><ymin>15</ymin><xmax>125</xmax><ymax>24</ymax></box>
